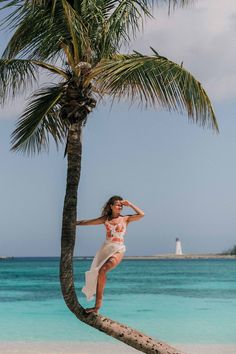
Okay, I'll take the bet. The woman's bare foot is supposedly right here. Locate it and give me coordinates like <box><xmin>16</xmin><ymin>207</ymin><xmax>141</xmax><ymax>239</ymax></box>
<box><xmin>85</xmin><ymin>307</ymin><xmax>100</xmax><ymax>314</ymax></box>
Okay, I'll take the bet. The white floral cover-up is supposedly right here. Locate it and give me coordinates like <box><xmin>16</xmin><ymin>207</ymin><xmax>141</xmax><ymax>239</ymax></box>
<box><xmin>82</xmin><ymin>218</ymin><xmax>126</xmax><ymax>301</ymax></box>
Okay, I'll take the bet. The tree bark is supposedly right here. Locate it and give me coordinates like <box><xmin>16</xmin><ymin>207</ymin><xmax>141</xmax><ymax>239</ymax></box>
<box><xmin>60</xmin><ymin>122</ymin><xmax>184</xmax><ymax>354</ymax></box>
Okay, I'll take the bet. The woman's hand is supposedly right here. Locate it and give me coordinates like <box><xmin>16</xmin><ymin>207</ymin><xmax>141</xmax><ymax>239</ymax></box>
<box><xmin>121</xmin><ymin>199</ymin><xmax>131</xmax><ymax>207</ymax></box>
<box><xmin>121</xmin><ymin>200</ymin><xmax>145</xmax><ymax>223</ymax></box>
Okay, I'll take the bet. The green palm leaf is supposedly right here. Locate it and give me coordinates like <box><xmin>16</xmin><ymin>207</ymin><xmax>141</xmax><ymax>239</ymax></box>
<box><xmin>76</xmin><ymin>1</ymin><xmax>153</xmax><ymax>61</ymax></box>
<box><xmin>11</xmin><ymin>84</ymin><xmax>68</xmax><ymax>154</ymax></box>
<box><xmin>90</xmin><ymin>51</ymin><xmax>218</xmax><ymax>130</ymax></box>
<box><xmin>0</xmin><ymin>59</ymin><xmax>68</xmax><ymax>103</ymax></box>
<box><xmin>0</xmin><ymin>59</ymin><xmax>38</xmax><ymax>103</ymax></box>
<box><xmin>1</xmin><ymin>1</ymin><xmax>194</xmax><ymax>65</ymax></box>
<box><xmin>32</xmin><ymin>61</ymin><xmax>68</xmax><ymax>78</ymax></box>
<box><xmin>2</xmin><ymin>1</ymin><xmax>89</xmax><ymax>64</ymax></box>
<box><xmin>60</xmin><ymin>0</ymin><xmax>91</xmax><ymax>65</ymax></box>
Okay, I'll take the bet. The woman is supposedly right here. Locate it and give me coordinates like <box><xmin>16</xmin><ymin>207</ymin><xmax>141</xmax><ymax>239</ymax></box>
<box><xmin>76</xmin><ymin>195</ymin><xmax>144</xmax><ymax>313</ymax></box>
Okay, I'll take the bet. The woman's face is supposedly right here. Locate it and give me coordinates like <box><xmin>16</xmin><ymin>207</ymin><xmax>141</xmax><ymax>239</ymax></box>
<box><xmin>110</xmin><ymin>200</ymin><xmax>123</xmax><ymax>215</ymax></box>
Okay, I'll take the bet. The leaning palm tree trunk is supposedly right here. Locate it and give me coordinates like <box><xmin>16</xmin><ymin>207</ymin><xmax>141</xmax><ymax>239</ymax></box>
<box><xmin>60</xmin><ymin>122</ymin><xmax>183</xmax><ymax>354</ymax></box>
<box><xmin>60</xmin><ymin>121</ymin><xmax>83</xmax><ymax>314</ymax></box>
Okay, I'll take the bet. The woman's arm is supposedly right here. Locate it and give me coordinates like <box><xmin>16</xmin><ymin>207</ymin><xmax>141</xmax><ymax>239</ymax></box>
<box><xmin>76</xmin><ymin>216</ymin><xmax>106</xmax><ymax>226</ymax></box>
<box><xmin>122</xmin><ymin>200</ymin><xmax>145</xmax><ymax>223</ymax></box>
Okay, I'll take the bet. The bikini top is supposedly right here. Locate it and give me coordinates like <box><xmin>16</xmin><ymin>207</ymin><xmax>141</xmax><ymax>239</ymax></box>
<box><xmin>104</xmin><ymin>217</ymin><xmax>127</xmax><ymax>243</ymax></box>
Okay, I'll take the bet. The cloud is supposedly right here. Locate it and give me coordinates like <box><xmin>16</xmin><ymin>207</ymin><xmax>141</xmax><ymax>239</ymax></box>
<box><xmin>130</xmin><ymin>0</ymin><xmax>236</xmax><ymax>102</ymax></box>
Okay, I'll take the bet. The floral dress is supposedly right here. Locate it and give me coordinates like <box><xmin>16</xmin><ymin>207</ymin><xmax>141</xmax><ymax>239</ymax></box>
<box><xmin>82</xmin><ymin>217</ymin><xmax>127</xmax><ymax>301</ymax></box>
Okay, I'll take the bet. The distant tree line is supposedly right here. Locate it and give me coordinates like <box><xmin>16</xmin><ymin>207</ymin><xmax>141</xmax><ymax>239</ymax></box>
<box><xmin>222</xmin><ymin>245</ymin><xmax>236</xmax><ymax>255</ymax></box>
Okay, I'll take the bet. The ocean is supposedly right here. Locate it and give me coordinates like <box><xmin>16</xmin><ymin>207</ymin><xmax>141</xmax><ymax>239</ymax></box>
<box><xmin>0</xmin><ymin>258</ymin><xmax>236</xmax><ymax>345</ymax></box>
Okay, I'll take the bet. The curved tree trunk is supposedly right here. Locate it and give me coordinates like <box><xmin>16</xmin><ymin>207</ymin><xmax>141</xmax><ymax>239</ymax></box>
<box><xmin>60</xmin><ymin>122</ymin><xmax>184</xmax><ymax>354</ymax></box>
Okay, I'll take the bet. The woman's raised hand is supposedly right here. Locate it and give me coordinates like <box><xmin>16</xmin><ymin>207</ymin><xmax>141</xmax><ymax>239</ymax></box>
<box><xmin>121</xmin><ymin>200</ymin><xmax>145</xmax><ymax>222</ymax></box>
<box><xmin>121</xmin><ymin>200</ymin><xmax>131</xmax><ymax>207</ymax></box>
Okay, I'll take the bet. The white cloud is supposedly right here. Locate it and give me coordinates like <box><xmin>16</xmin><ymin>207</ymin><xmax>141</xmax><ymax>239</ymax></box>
<box><xmin>130</xmin><ymin>0</ymin><xmax>236</xmax><ymax>102</ymax></box>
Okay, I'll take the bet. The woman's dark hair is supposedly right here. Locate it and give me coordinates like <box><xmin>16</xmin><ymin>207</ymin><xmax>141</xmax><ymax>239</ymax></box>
<box><xmin>101</xmin><ymin>195</ymin><xmax>123</xmax><ymax>219</ymax></box>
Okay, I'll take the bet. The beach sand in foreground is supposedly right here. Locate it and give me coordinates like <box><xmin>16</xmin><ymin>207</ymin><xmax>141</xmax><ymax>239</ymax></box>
<box><xmin>0</xmin><ymin>342</ymin><xmax>236</xmax><ymax>354</ymax></box>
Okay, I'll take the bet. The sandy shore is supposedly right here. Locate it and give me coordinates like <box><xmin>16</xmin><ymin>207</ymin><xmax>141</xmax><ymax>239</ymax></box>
<box><xmin>0</xmin><ymin>342</ymin><xmax>236</xmax><ymax>354</ymax></box>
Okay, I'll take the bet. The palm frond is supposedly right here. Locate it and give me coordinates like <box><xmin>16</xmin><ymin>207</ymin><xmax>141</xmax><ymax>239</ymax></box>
<box><xmin>85</xmin><ymin>0</ymin><xmax>192</xmax><ymax>60</ymax></box>
<box><xmin>0</xmin><ymin>59</ymin><xmax>38</xmax><ymax>104</ymax></box>
<box><xmin>2</xmin><ymin>4</ymin><xmax>63</xmax><ymax>61</ymax></box>
<box><xmin>61</xmin><ymin>0</ymin><xmax>80</xmax><ymax>65</ymax></box>
<box><xmin>164</xmin><ymin>0</ymin><xmax>195</xmax><ymax>15</ymax></box>
<box><xmin>11</xmin><ymin>84</ymin><xmax>68</xmax><ymax>154</ymax></box>
<box><xmin>166</xmin><ymin>0</ymin><xmax>194</xmax><ymax>8</ymax></box>
<box><xmin>0</xmin><ymin>0</ymin><xmax>19</xmax><ymax>11</ymax></box>
<box><xmin>107</xmin><ymin>0</ymin><xmax>153</xmax><ymax>40</ymax></box>
<box><xmin>90</xmin><ymin>51</ymin><xmax>218</xmax><ymax>131</ymax></box>
<box><xmin>1</xmin><ymin>1</ymin><xmax>195</xmax><ymax>65</ymax></box>
<box><xmin>1</xmin><ymin>1</ymin><xmax>90</xmax><ymax>64</ymax></box>
<box><xmin>61</xmin><ymin>0</ymin><xmax>93</xmax><ymax>64</ymax></box>
<box><xmin>32</xmin><ymin>60</ymin><xmax>69</xmax><ymax>79</ymax></box>
<box><xmin>80</xmin><ymin>0</ymin><xmax>153</xmax><ymax>61</ymax></box>
<box><xmin>0</xmin><ymin>58</ymin><xmax>68</xmax><ymax>103</ymax></box>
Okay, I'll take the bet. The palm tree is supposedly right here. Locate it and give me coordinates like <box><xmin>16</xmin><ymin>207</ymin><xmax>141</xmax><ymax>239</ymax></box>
<box><xmin>0</xmin><ymin>1</ymin><xmax>218</xmax><ymax>353</ymax></box>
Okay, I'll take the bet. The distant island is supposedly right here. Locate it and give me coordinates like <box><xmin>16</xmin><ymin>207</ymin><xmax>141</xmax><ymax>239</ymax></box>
<box><xmin>221</xmin><ymin>245</ymin><xmax>236</xmax><ymax>256</ymax></box>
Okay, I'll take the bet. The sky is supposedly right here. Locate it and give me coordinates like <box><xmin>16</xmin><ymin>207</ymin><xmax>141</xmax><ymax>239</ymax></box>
<box><xmin>0</xmin><ymin>0</ymin><xmax>236</xmax><ymax>257</ymax></box>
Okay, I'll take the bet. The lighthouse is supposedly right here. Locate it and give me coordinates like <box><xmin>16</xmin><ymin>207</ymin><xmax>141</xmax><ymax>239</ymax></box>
<box><xmin>175</xmin><ymin>238</ymin><xmax>183</xmax><ymax>255</ymax></box>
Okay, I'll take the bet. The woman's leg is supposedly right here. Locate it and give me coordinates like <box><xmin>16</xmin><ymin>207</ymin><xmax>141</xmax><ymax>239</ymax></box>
<box><xmin>85</xmin><ymin>252</ymin><xmax>124</xmax><ymax>313</ymax></box>
<box><xmin>95</xmin><ymin>252</ymin><xmax>124</xmax><ymax>309</ymax></box>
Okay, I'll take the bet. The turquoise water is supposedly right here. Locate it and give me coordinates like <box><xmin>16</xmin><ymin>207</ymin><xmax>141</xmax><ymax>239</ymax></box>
<box><xmin>0</xmin><ymin>258</ymin><xmax>236</xmax><ymax>344</ymax></box>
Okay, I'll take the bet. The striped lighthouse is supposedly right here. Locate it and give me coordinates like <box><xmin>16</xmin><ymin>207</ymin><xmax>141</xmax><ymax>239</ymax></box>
<box><xmin>175</xmin><ymin>238</ymin><xmax>183</xmax><ymax>255</ymax></box>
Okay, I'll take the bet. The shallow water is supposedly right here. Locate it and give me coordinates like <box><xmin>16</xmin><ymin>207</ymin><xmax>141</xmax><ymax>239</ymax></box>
<box><xmin>0</xmin><ymin>258</ymin><xmax>236</xmax><ymax>344</ymax></box>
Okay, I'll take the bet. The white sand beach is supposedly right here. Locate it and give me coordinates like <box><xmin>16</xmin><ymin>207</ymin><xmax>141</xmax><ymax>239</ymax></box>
<box><xmin>0</xmin><ymin>342</ymin><xmax>236</xmax><ymax>354</ymax></box>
